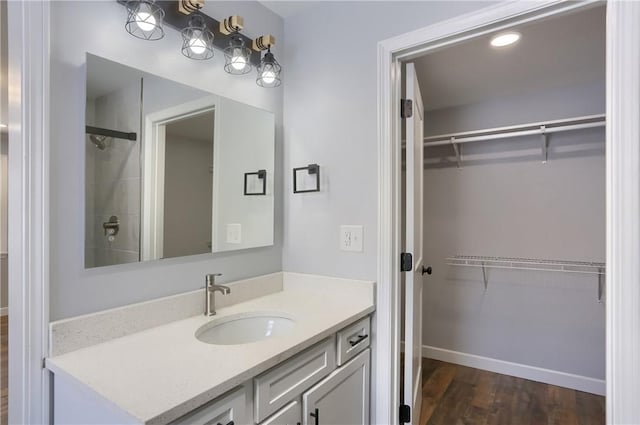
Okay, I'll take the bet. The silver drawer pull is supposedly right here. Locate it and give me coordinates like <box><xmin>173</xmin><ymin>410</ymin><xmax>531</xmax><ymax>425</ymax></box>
<box><xmin>348</xmin><ymin>334</ymin><xmax>368</xmax><ymax>347</ymax></box>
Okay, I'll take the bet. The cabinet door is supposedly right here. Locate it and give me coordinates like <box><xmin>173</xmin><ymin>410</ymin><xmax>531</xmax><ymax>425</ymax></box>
<box><xmin>170</xmin><ymin>385</ymin><xmax>249</xmax><ymax>425</ymax></box>
<box><xmin>261</xmin><ymin>399</ymin><xmax>302</xmax><ymax>425</ymax></box>
<box><xmin>255</xmin><ymin>337</ymin><xmax>336</xmax><ymax>422</ymax></box>
<box><xmin>302</xmin><ymin>349</ymin><xmax>370</xmax><ymax>425</ymax></box>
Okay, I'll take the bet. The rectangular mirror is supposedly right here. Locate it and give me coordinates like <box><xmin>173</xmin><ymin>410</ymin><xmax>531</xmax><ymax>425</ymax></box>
<box><xmin>85</xmin><ymin>54</ymin><xmax>275</xmax><ymax>268</ymax></box>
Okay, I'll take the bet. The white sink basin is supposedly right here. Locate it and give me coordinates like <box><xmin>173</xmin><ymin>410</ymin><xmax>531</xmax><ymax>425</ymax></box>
<box><xmin>195</xmin><ymin>313</ymin><xmax>296</xmax><ymax>345</ymax></box>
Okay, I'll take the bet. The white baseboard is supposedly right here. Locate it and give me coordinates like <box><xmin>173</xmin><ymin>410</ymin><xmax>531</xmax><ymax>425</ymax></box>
<box><xmin>0</xmin><ymin>307</ymin><xmax>7</xmax><ymax>317</ymax></box>
<box><xmin>422</xmin><ymin>345</ymin><xmax>605</xmax><ymax>396</ymax></box>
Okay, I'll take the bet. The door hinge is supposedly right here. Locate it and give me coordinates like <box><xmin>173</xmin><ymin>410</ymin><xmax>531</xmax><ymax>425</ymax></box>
<box><xmin>401</xmin><ymin>99</ymin><xmax>413</xmax><ymax>119</ymax></box>
<box><xmin>400</xmin><ymin>404</ymin><xmax>411</xmax><ymax>424</ymax></box>
<box><xmin>400</xmin><ymin>252</ymin><xmax>413</xmax><ymax>272</ymax></box>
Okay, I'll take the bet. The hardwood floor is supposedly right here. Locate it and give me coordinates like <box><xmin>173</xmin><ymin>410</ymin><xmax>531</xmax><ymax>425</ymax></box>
<box><xmin>1</xmin><ymin>315</ymin><xmax>7</xmax><ymax>425</ymax></box>
<box><xmin>419</xmin><ymin>359</ymin><xmax>605</xmax><ymax>425</ymax></box>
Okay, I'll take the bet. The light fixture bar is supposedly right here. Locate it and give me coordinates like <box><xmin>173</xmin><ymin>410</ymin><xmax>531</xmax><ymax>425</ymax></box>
<box><xmin>253</xmin><ymin>34</ymin><xmax>276</xmax><ymax>51</ymax></box>
<box><xmin>219</xmin><ymin>15</ymin><xmax>244</xmax><ymax>35</ymax></box>
<box><xmin>116</xmin><ymin>0</ymin><xmax>262</xmax><ymax>65</ymax></box>
<box><xmin>178</xmin><ymin>0</ymin><xmax>203</xmax><ymax>15</ymax></box>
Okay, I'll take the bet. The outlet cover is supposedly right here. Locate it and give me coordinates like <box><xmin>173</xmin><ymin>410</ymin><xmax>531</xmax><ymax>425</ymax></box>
<box><xmin>340</xmin><ymin>225</ymin><xmax>363</xmax><ymax>252</ymax></box>
<box><xmin>226</xmin><ymin>223</ymin><xmax>242</xmax><ymax>244</ymax></box>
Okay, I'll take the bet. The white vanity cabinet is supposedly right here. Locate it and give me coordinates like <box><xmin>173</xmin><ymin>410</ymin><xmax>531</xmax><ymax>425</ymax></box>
<box><xmin>51</xmin><ymin>315</ymin><xmax>372</xmax><ymax>425</ymax></box>
<box><xmin>302</xmin><ymin>349</ymin><xmax>370</xmax><ymax>425</ymax></box>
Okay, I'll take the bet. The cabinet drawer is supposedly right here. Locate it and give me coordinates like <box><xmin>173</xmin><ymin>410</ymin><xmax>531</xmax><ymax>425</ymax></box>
<box><xmin>255</xmin><ymin>337</ymin><xmax>336</xmax><ymax>422</ymax></box>
<box><xmin>336</xmin><ymin>316</ymin><xmax>370</xmax><ymax>366</ymax></box>
<box><xmin>260</xmin><ymin>399</ymin><xmax>302</xmax><ymax>425</ymax></box>
<box><xmin>170</xmin><ymin>385</ymin><xmax>249</xmax><ymax>425</ymax></box>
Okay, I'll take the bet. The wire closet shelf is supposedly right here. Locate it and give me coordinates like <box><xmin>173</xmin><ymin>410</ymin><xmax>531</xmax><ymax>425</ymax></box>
<box><xmin>446</xmin><ymin>255</ymin><xmax>606</xmax><ymax>302</ymax></box>
<box><xmin>422</xmin><ymin>114</ymin><xmax>605</xmax><ymax>167</ymax></box>
<box><xmin>446</xmin><ymin>255</ymin><xmax>605</xmax><ymax>274</ymax></box>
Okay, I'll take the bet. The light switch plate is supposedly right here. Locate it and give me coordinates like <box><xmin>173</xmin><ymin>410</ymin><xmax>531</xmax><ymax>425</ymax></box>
<box><xmin>226</xmin><ymin>223</ymin><xmax>242</xmax><ymax>244</ymax></box>
<box><xmin>340</xmin><ymin>225</ymin><xmax>363</xmax><ymax>252</ymax></box>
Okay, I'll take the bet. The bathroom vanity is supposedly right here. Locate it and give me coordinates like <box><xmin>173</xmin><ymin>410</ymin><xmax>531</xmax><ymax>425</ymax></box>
<box><xmin>46</xmin><ymin>273</ymin><xmax>375</xmax><ymax>425</ymax></box>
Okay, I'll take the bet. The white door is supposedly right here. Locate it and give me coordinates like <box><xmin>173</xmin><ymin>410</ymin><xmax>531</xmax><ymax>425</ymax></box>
<box><xmin>302</xmin><ymin>349</ymin><xmax>370</xmax><ymax>425</ymax></box>
<box><xmin>403</xmin><ymin>62</ymin><xmax>424</xmax><ymax>424</ymax></box>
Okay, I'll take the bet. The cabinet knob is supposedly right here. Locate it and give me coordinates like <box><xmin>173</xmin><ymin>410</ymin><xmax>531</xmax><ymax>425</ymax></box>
<box><xmin>421</xmin><ymin>265</ymin><xmax>432</xmax><ymax>275</ymax></box>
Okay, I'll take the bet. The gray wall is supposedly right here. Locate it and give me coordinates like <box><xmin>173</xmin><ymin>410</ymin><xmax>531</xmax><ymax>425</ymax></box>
<box><xmin>422</xmin><ymin>79</ymin><xmax>605</xmax><ymax>379</ymax></box>
<box><xmin>163</xmin><ymin>132</ymin><xmax>214</xmax><ymax>258</ymax></box>
<box><xmin>50</xmin><ymin>1</ymin><xmax>284</xmax><ymax>320</ymax></box>
<box><xmin>282</xmin><ymin>1</ymin><xmax>494</xmax><ymax>279</ymax></box>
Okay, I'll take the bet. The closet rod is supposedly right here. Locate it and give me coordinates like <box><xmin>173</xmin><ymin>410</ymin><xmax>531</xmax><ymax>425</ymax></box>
<box><xmin>423</xmin><ymin>114</ymin><xmax>605</xmax><ymax>147</ymax></box>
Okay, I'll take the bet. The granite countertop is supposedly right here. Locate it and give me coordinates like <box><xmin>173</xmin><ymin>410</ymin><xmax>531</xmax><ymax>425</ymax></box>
<box><xmin>46</xmin><ymin>274</ymin><xmax>375</xmax><ymax>424</ymax></box>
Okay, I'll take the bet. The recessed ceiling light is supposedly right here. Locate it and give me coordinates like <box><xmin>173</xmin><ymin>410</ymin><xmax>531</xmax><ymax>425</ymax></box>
<box><xmin>490</xmin><ymin>31</ymin><xmax>521</xmax><ymax>48</ymax></box>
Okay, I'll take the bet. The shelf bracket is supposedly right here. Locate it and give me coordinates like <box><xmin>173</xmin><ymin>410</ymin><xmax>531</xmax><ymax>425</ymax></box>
<box><xmin>451</xmin><ymin>137</ymin><xmax>462</xmax><ymax>169</ymax></box>
<box><xmin>597</xmin><ymin>267</ymin><xmax>604</xmax><ymax>303</ymax></box>
<box><xmin>541</xmin><ymin>125</ymin><xmax>548</xmax><ymax>163</ymax></box>
<box><xmin>481</xmin><ymin>261</ymin><xmax>488</xmax><ymax>290</ymax></box>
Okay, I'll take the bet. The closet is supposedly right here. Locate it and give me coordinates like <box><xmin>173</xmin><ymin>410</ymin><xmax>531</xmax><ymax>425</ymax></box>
<box><xmin>402</xmin><ymin>5</ymin><xmax>606</xmax><ymax>424</ymax></box>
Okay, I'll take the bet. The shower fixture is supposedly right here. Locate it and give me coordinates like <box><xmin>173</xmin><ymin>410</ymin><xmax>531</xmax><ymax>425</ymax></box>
<box><xmin>85</xmin><ymin>125</ymin><xmax>137</xmax><ymax>152</ymax></box>
<box><xmin>89</xmin><ymin>134</ymin><xmax>109</xmax><ymax>151</ymax></box>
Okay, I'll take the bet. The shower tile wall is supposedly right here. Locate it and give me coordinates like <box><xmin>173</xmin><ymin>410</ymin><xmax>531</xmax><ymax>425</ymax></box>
<box><xmin>85</xmin><ymin>81</ymin><xmax>141</xmax><ymax>268</ymax></box>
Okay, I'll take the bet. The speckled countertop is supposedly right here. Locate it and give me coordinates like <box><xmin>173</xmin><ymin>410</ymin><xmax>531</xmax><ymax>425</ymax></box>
<box><xmin>46</xmin><ymin>273</ymin><xmax>375</xmax><ymax>424</ymax></box>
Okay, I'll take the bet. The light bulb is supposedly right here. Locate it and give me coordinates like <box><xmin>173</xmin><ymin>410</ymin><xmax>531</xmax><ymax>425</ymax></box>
<box><xmin>261</xmin><ymin>69</ymin><xmax>276</xmax><ymax>85</ymax></box>
<box><xmin>135</xmin><ymin>9</ymin><xmax>156</xmax><ymax>32</ymax></box>
<box><xmin>189</xmin><ymin>30</ymin><xmax>207</xmax><ymax>54</ymax></box>
<box><xmin>231</xmin><ymin>49</ymin><xmax>247</xmax><ymax>71</ymax></box>
<box><xmin>490</xmin><ymin>31</ymin><xmax>521</xmax><ymax>47</ymax></box>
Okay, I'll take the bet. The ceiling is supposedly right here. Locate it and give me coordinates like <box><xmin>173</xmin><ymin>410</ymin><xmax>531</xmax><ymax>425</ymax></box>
<box><xmin>413</xmin><ymin>5</ymin><xmax>606</xmax><ymax>111</ymax></box>
<box><xmin>166</xmin><ymin>111</ymin><xmax>215</xmax><ymax>142</ymax></box>
<box><xmin>259</xmin><ymin>1</ymin><xmax>319</xmax><ymax>19</ymax></box>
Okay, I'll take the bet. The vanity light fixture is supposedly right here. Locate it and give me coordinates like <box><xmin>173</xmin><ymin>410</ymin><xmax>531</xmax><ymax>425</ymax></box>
<box><xmin>254</xmin><ymin>35</ymin><xmax>281</xmax><ymax>88</ymax></box>
<box><xmin>0</xmin><ymin>124</ymin><xmax>6</xmax><ymax>128</ymax></box>
<box><xmin>125</xmin><ymin>0</ymin><xmax>165</xmax><ymax>41</ymax></box>
<box><xmin>181</xmin><ymin>13</ymin><xmax>215</xmax><ymax>60</ymax></box>
<box><xmin>490</xmin><ymin>31</ymin><xmax>521</xmax><ymax>48</ymax></box>
<box><xmin>118</xmin><ymin>1</ymin><xmax>283</xmax><ymax>87</ymax></box>
<box><xmin>221</xmin><ymin>16</ymin><xmax>252</xmax><ymax>74</ymax></box>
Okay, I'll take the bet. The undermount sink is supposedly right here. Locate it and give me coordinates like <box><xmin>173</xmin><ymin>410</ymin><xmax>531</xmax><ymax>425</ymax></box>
<box><xmin>195</xmin><ymin>313</ymin><xmax>296</xmax><ymax>345</ymax></box>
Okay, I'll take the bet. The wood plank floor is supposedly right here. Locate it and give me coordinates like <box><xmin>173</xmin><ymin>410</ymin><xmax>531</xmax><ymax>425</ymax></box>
<box><xmin>419</xmin><ymin>359</ymin><xmax>605</xmax><ymax>425</ymax></box>
<box><xmin>1</xmin><ymin>315</ymin><xmax>7</xmax><ymax>425</ymax></box>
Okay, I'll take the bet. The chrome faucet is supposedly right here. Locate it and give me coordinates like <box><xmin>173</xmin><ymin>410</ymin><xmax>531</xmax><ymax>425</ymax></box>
<box><xmin>205</xmin><ymin>273</ymin><xmax>231</xmax><ymax>316</ymax></box>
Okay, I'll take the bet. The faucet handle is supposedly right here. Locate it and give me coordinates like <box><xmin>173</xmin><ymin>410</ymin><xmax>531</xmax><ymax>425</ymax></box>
<box><xmin>206</xmin><ymin>273</ymin><xmax>223</xmax><ymax>286</ymax></box>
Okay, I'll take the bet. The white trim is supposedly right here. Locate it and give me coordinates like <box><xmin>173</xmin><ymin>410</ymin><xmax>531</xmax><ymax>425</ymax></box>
<box><xmin>376</xmin><ymin>42</ymin><xmax>402</xmax><ymax>425</ymax></box>
<box><xmin>606</xmin><ymin>2</ymin><xmax>640</xmax><ymax>423</ymax></box>
<box><xmin>422</xmin><ymin>345</ymin><xmax>605</xmax><ymax>396</ymax></box>
<box><xmin>377</xmin><ymin>2</ymin><xmax>617</xmax><ymax>424</ymax></box>
<box><xmin>0</xmin><ymin>307</ymin><xmax>7</xmax><ymax>317</ymax></box>
<box><xmin>141</xmin><ymin>95</ymin><xmax>218</xmax><ymax>261</ymax></box>
<box><xmin>7</xmin><ymin>1</ymin><xmax>51</xmax><ymax>424</ymax></box>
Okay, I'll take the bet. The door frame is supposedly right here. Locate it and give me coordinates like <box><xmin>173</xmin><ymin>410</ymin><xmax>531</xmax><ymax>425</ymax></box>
<box><xmin>7</xmin><ymin>1</ymin><xmax>51</xmax><ymax>424</ymax></box>
<box><xmin>141</xmin><ymin>96</ymin><xmax>218</xmax><ymax>261</ymax></box>
<box><xmin>376</xmin><ymin>1</ymin><xmax>640</xmax><ymax>424</ymax></box>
